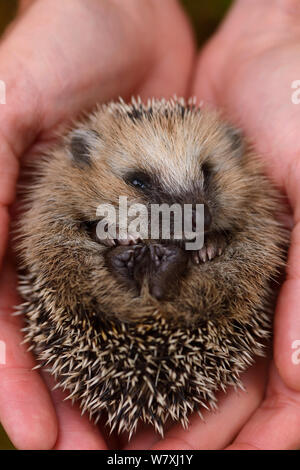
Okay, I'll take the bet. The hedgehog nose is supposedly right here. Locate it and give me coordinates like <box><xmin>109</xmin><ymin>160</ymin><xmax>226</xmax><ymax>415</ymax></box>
<box><xmin>192</xmin><ymin>206</ymin><xmax>211</xmax><ymax>233</ymax></box>
<box><xmin>146</xmin><ymin>244</ymin><xmax>188</xmax><ymax>300</ymax></box>
<box><xmin>106</xmin><ymin>243</ymin><xmax>188</xmax><ymax>301</ymax></box>
<box><xmin>133</xmin><ymin>244</ymin><xmax>188</xmax><ymax>300</ymax></box>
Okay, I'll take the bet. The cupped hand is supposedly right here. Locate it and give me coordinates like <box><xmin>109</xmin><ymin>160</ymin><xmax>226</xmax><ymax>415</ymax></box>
<box><xmin>0</xmin><ymin>0</ymin><xmax>195</xmax><ymax>449</ymax></box>
<box><xmin>150</xmin><ymin>0</ymin><xmax>300</xmax><ymax>450</ymax></box>
<box><xmin>3</xmin><ymin>0</ymin><xmax>299</xmax><ymax>451</ymax></box>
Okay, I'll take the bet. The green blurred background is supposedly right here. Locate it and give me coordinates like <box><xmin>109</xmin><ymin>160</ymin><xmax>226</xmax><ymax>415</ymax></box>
<box><xmin>0</xmin><ymin>0</ymin><xmax>232</xmax><ymax>450</ymax></box>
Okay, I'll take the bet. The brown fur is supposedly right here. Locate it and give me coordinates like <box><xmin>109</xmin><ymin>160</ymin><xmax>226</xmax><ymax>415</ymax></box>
<box><xmin>15</xmin><ymin>98</ymin><xmax>287</xmax><ymax>436</ymax></box>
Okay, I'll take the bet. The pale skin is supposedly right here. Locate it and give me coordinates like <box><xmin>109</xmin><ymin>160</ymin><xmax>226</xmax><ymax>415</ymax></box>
<box><xmin>0</xmin><ymin>0</ymin><xmax>299</xmax><ymax>450</ymax></box>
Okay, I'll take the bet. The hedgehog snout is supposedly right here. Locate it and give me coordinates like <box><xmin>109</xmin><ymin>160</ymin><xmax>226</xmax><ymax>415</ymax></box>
<box><xmin>105</xmin><ymin>243</ymin><xmax>188</xmax><ymax>301</ymax></box>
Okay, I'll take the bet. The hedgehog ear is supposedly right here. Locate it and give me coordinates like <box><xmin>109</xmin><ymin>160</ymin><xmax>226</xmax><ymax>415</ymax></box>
<box><xmin>69</xmin><ymin>129</ymin><xmax>101</xmax><ymax>167</ymax></box>
<box><xmin>225</xmin><ymin>126</ymin><xmax>244</xmax><ymax>158</ymax></box>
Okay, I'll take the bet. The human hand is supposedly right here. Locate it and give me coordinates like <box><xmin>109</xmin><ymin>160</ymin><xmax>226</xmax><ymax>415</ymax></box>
<box><xmin>0</xmin><ymin>0</ymin><xmax>195</xmax><ymax>449</ymax></box>
<box><xmin>148</xmin><ymin>0</ymin><xmax>300</xmax><ymax>450</ymax></box>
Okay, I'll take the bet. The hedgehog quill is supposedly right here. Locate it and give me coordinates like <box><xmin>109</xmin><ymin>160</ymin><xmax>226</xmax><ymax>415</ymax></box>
<box><xmin>16</xmin><ymin>98</ymin><xmax>287</xmax><ymax>438</ymax></box>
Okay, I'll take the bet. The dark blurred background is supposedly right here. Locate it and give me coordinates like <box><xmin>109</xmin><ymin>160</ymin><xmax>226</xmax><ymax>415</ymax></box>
<box><xmin>0</xmin><ymin>1</ymin><xmax>17</xmax><ymax>35</ymax></box>
<box><xmin>0</xmin><ymin>0</ymin><xmax>233</xmax><ymax>42</ymax></box>
<box><xmin>0</xmin><ymin>0</ymin><xmax>232</xmax><ymax>450</ymax></box>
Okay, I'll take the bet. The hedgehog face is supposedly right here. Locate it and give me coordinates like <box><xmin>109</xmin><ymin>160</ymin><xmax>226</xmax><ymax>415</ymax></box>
<box><xmin>73</xmin><ymin>103</ymin><xmax>251</xmax><ymax>237</ymax></box>
<box><xmin>19</xmin><ymin>100</ymin><xmax>281</xmax><ymax>324</ymax></box>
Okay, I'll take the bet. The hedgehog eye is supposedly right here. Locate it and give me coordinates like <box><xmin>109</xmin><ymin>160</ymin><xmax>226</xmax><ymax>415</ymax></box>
<box><xmin>125</xmin><ymin>172</ymin><xmax>151</xmax><ymax>191</ymax></box>
<box><xmin>131</xmin><ymin>178</ymin><xmax>147</xmax><ymax>189</ymax></box>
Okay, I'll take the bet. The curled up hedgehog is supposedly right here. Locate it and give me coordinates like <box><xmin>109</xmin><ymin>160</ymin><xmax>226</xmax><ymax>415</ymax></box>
<box><xmin>15</xmin><ymin>98</ymin><xmax>287</xmax><ymax>438</ymax></box>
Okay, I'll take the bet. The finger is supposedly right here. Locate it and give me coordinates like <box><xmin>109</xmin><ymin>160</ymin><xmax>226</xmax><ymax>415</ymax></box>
<box><xmin>18</xmin><ymin>0</ymin><xmax>38</xmax><ymax>15</ymax></box>
<box><xmin>274</xmin><ymin>278</ymin><xmax>300</xmax><ymax>391</ymax></box>
<box><xmin>42</xmin><ymin>374</ymin><xmax>108</xmax><ymax>450</ymax></box>
<box><xmin>226</xmin><ymin>363</ymin><xmax>300</xmax><ymax>450</ymax></box>
<box><xmin>0</xmin><ymin>256</ymin><xmax>58</xmax><ymax>450</ymax></box>
<box><xmin>274</xmin><ymin>166</ymin><xmax>300</xmax><ymax>391</ymax></box>
<box><xmin>0</xmin><ymin>135</ymin><xmax>21</xmax><ymax>271</ymax></box>
<box><xmin>122</xmin><ymin>423</ymin><xmax>161</xmax><ymax>450</ymax></box>
<box><xmin>134</xmin><ymin>0</ymin><xmax>195</xmax><ymax>100</ymax></box>
<box><xmin>151</xmin><ymin>358</ymin><xmax>268</xmax><ymax>450</ymax></box>
<box><xmin>0</xmin><ymin>136</ymin><xmax>19</xmax><ymax>207</ymax></box>
<box><xmin>0</xmin><ymin>207</ymin><xmax>9</xmax><ymax>270</ymax></box>
<box><xmin>0</xmin><ymin>0</ymin><xmax>194</xmax><ymax>137</ymax></box>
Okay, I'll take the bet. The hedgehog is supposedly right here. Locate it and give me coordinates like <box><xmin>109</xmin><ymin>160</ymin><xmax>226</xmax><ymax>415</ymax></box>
<box><xmin>15</xmin><ymin>97</ymin><xmax>287</xmax><ymax>438</ymax></box>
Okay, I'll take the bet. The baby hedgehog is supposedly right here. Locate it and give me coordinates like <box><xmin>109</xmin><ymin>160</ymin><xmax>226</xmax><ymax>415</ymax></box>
<box><xmin>16</xmin><ymin>98</ymin><xmax>286</xmax><ymax>438</ymax></box>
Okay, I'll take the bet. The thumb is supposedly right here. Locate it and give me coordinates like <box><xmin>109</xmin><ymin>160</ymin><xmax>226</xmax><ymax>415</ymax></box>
<box><xmin>274</xmin><ymin>161</ymin><xmax>300</xmax><ymax>391</ymax></box>
<box><xmin>0</xmin><ymin>67</ymin><xmax>40</xmax><ymax>268</ymax></box>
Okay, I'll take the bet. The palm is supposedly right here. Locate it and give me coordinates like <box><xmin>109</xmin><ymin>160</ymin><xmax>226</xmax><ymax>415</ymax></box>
<box><xmin>190</xmin><ymin>0</ymin><xmax>300</xmax><ymax>449</ymax></box>
<box><xmin>3</xmin><ymin>0</ymin><xmax>300</xmax><ymax>451</ymax></box>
